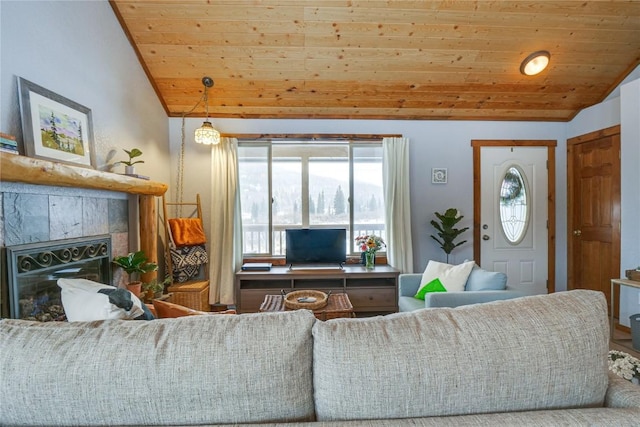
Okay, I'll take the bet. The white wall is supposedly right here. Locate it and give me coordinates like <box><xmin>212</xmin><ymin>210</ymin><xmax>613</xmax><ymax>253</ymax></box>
<box><xmin>0</xmin><ymin>0</ymin><xmax>170</xmax><ymax>264</ymax></box>
<box><xmin>619</xmin><ymin>79</ymin><xmax>640</xmax><ymax>326</ymax></box>
<box><xmin>170</xmin><ymin>117</ymin><xmax>566</xmax><ymax>285</ymax></box>
<box><xmin>0</xmin><ymin>1</ymin><xmax>169</xmax><ymax>180</ymax></box>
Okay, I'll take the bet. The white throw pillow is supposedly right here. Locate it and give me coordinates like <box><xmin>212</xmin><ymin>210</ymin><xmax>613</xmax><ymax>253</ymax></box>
<box><xmin>418</xmin><ymin>260</ymin><xmax>475</xmax><ymax>293</ymax></box>
<box><xmin>58</xmin><ymin>278</ymin><xmax>144</xmax><ymax>322</ymax></box>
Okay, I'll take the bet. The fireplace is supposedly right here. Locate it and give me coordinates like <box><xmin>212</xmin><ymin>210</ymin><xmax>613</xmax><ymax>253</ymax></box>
<box><xmin>5</xmin><ymin>235</ymin><xmax>112</xmax><ymax>321</ymax></box>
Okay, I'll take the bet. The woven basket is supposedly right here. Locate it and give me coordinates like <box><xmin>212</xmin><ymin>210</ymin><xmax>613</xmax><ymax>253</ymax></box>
<box><xmin>284</xmin><ymin>290</ymin><xmax>328</xmax><ymax>310</ymax></box>
<box><xmin>167</xmin><ymin>280</ymin><xmax>210</xmax><ymax>312</ymax></box>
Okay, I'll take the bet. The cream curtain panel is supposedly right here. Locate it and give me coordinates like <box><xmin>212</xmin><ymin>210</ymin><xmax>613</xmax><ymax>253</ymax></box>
<box><xmin>208</xmin><ymin>137</ymin><xmax>243</xmax><ymax>305</ymax></box>
<box><xmin>382</xmin><ymin>137</ymin><xmax>413</xmax><ymax>273</ymax></box>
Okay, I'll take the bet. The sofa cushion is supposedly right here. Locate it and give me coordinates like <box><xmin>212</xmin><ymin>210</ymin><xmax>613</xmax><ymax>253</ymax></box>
<box><xmin>57</xmin><ymin>278</ymin><xmax>145</xmax><ymax>321</ymax></box>
<box><xmin>418</xmin><ymin>260</ymin><xmax>475</xmax><ymax>293</ymax></box>
<box><xmin>312</xmin><ymin>290</ymin><xmax>610</xmax><ymax>421</ymax></box>
<box><xmin>0</xmin><ymin>310</ymin><xmax>317</xmax><ymax>426</ymax></box>
<box><xmin>414</xmin><ymin>278</ymin><xmax>446</xmax><ymax>300</ymax></box>
<box><xmin>465</xmin><ymin>265</ymin><xmax>508</xmax><ymax>291</ymax></box>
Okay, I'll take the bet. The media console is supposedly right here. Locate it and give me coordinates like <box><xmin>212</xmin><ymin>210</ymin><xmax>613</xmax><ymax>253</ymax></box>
<box><xmin>234</xmin><ymin>265</ymin><xmax>399</xmax><ymax>315</ymax></box>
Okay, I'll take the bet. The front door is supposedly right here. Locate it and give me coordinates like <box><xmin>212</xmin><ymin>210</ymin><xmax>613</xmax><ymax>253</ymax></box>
<box><xmin>472</xmin><ymin>140</ymin><xmax>556</xmax><ymax>295</ymax></box>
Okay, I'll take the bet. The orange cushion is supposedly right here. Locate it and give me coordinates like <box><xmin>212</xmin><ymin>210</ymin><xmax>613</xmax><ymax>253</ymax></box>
<box><xmin>168</xmin><ymin>218</ymin><xmax>207</xmax><ymax>247</ymax></box>
<box><xmin>152</xmin><ymin>299</ymin><xmax>236</xmax><ymax>318</ymax></box>
<box><xmin>153</xmin><ymin>299</ymin><xmax>207</xmax><ymax>318</ymax></box>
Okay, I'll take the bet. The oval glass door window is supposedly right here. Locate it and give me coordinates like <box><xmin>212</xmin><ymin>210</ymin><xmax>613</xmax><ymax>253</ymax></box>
<box><xmin>499</xmin><ymin>166</ymin><xmax>529</xmax><ymax>244</ymax></box>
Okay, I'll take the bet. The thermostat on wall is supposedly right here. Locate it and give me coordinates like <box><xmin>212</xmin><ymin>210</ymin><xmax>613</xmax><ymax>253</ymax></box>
<box><xmin>432</xmin><ymin>168</ymin><xmax>447</xmax><ymax>184</ymax></box>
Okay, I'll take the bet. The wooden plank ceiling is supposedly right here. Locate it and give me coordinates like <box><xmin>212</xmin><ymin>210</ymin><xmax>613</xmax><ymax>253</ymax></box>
<box><xmin>110</xmin><ymin>0</ymin><xmax>640</xmax><ymax>121</ymax></box>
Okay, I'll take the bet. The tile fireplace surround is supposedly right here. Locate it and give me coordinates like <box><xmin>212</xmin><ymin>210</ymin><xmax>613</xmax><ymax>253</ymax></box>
<box><xmin>0</xmin><ymin>183</ymin><xmax>130</xmax><ymax>318</ymax></box>
<box><xmin>0</xmin><ymin>153</ymin><xmax>168</xmax><ymax>318</ymax></box>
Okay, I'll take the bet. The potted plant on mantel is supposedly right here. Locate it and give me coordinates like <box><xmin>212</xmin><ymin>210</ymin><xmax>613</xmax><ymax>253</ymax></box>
<box><xmin>116</xmin><ymin>148</ymin><xmax>144</xmax><ymax>175</ymax></box>
<box><xmin>112</xmin><ymin>251</ymin><xmax>158</xmax><ymax>298</ymax></box>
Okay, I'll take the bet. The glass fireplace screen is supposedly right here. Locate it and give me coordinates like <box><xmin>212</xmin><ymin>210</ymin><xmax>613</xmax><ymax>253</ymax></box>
<box><xmin>5</xmin><ymin>235</ymin><xmax>112</xmax><ymax>321</ymax></box>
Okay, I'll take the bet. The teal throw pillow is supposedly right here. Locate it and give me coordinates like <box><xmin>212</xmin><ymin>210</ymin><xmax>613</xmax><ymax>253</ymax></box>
<box><xmin>465</xmin><ymin>266</ymin><xmax>507</xmax><ymax>291</ymax></box>
<box><xmin>414</xmin><ymin>278</ymin><xmax>447</xmax><ymax>300</ymax></box>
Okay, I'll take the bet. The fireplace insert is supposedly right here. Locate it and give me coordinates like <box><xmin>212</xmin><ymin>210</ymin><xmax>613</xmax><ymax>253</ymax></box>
<box><xmin>5</xmin><ymin>235</ymin><xmax>112</xmax><ymax>321</ymax></box>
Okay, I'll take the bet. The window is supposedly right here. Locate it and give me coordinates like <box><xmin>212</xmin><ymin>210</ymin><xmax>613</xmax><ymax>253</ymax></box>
<box><xmin>238</xmin><ymin>139</ymin><xmax>385</xmax><ymax>257</ymax></box>
<box><xmin>499</xmin><ymin>166</ymin><xmax>529</xmax><ymax>244</ymax></box>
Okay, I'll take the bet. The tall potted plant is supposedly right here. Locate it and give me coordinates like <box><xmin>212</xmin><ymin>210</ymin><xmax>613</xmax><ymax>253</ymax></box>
<box><xmin>430</xmin><ymin>208</ymin><xmax>469</xmax><ymax>263</ymax></box>
<box><xmin>112</xmin><ymin>250</ymin><xmax>158</xmax><ymax>297</ymax></box>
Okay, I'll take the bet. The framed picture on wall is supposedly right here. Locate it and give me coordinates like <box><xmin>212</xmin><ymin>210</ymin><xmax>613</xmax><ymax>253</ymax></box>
<box><xmin>18</xmin><ymin>77</ymin><xmax>96</xmax><ymax>168</ymax></box>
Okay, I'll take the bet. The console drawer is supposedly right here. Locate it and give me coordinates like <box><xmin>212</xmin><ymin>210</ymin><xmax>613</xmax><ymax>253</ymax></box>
<box><xmin>347</xmin><ymin>288</ymin><xmax>396</xmax><ymax>311</ymax></box>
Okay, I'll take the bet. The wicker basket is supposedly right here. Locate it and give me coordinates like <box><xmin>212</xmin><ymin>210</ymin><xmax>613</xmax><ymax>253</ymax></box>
<box><xmin>284</xmin><ymin>290</ymin><xmax>328</xmax><ymax>310</ymax></box>
<box><xmin>167</xmin><ymin>280</ymin><xmax>210</xmax><ymax>312</ymax></box>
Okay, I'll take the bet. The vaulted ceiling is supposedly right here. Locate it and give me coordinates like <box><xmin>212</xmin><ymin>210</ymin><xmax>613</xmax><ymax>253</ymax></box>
<box><xmin>110</xmin><ymin>1</ymin><xmax>640</xmax><ymax>121</ymax></box>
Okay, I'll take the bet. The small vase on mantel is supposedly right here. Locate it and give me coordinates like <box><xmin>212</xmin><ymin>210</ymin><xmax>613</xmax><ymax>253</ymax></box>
<box><xmin>364</xmin><ymin>251</ymin><xmax>376</xmax><ymax>269</ymax></box>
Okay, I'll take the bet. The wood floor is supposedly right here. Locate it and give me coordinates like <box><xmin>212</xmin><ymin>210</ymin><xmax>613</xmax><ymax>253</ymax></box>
<box><xmin>611</xmin><ymin>328</ymin><xmax>640</xmax><ymax>358</ymax></box>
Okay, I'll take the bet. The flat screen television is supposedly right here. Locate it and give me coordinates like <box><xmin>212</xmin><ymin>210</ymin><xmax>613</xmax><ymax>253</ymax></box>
<box><xmin>285</xmin><ymin>228</ymin><xmax>347</xmax><ymax>268</ymax></box>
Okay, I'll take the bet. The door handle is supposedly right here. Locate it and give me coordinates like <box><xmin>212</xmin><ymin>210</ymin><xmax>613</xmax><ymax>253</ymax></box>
<box><xmin>573</xmin><ymin>230</ymin><xmax>582</xmax><ymax>236</ymax></box>
<box><xmin>482</xmin><ymin>235</ymin><xmax>490</xmax><ymax>240</ymax></box>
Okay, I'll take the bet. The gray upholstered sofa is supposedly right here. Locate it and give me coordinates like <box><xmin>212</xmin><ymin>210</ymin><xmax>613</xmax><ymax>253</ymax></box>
<box><xmin>2</xmin><ymin>290</ymin><xmax>640</xmax><ymax>426</ymax></box>
<box><xmin>398</xmin><ymin>265</ymin><xmax>527</xmax><ymax>311</ymax></box>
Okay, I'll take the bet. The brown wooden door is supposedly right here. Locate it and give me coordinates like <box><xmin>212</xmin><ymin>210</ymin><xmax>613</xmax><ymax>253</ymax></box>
<box><xmin>567</xmin><ymin>126</ymin><xmax>620</xmax><ymax>310</ymax></box>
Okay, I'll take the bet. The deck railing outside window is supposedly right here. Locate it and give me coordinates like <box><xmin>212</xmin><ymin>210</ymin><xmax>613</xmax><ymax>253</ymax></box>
<box><xmin>243</xmin><ymin>223</ymin><xmax>385</xmax><ymax>256</ymax></box>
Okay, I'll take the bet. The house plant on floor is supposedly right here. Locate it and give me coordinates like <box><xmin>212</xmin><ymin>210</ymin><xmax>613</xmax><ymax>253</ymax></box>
<box><xmin>112</xmin><ymin>251</ymin><xmax>158</xmax><ymax>297</ymax></box>
<box><xmin>141</xmin><ymin>276</ymin><xmax>171</xmax><ymax>303</ymax></box>
<box><xmin>430</xmin><ymin>208</ymin><xmax>469</xmax><ymax>263</ymax></box>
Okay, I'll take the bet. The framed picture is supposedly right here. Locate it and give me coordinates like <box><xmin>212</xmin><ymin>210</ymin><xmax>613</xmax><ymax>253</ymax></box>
<box><xmin>18</xmin><ymin>77</ymin><xmax>95</xmax><ymax>168</ymax></box>
<box><xmin>432</xmin><ymin>168</ymin><xmax>447</xmax><ymax>184</ymax></box>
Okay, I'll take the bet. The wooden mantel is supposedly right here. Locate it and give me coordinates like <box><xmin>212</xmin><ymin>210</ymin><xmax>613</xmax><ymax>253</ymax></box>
<box><xmin>0</xmin><ymin>153</ymin><xmax>168</xmax><ymax>281</ymax></box>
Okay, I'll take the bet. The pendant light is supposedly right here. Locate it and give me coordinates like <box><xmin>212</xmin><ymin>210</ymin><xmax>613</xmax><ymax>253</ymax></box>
<box><xmin>194</xmin><ymin>76</ymin><xmax>221</xmax><ymax>145</ymax></box>
<box><xmin>520</xmin><ymin>51</ymin><xmax>550</xmax><ymax>76</ymax></box>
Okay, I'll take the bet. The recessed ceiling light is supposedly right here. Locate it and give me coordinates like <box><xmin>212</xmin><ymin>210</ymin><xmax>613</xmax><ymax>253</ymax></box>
<box><xmin>520</xmin><ymin>51</ymin><xmax>550</xmax><ymax>76</ymax></box>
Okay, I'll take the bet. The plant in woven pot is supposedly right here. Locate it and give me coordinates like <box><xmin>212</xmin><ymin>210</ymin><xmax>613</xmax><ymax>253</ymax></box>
<box><xmin>112</xmin><ymin>251</ymin><xmax>158</xmax><ymax>298</ymax></box>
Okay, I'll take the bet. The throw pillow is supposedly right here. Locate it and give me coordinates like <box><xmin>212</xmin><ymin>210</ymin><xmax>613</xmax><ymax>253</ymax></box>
<box><xmin>465</xmin><ymin>265</ymin><xmax>508</xmax><ymax>291</ymax></box>
<box><xmin>58</xmin><ymin>278</ymin><xmax>145</xmax><ymax>322</ymax></box>
<box><xmin>418</xmin><ymin>260</ymin><xmax>475</xmax><ymax>293</ymax></box>
<box><xmin>414</xmin><ymin>278</ymin><xmax>447</xmax><ymax>300</ymax></box>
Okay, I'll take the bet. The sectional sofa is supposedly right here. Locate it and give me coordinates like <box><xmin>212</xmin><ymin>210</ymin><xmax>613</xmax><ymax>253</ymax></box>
<box><xmin>1</xmin><ymin>290</ymin><xmax>640</xmax><ymax>426</ymax></box>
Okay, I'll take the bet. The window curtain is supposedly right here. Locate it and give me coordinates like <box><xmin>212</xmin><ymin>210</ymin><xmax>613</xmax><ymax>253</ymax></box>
<box><xmin>208</xmin><ymin>137</ymin><xmax>243</xmax><ymax>305</ymax></box>
<box><xmin>382</xmin><ymin>137</ymin><xmax>414</xmax><ymax>273</ymax></box>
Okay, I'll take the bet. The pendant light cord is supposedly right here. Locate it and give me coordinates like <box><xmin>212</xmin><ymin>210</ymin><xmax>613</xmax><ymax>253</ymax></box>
<box><xmin>177</xmin><ymin>90</ymin><xmax>207</xmax><ymax>217</ymax></box>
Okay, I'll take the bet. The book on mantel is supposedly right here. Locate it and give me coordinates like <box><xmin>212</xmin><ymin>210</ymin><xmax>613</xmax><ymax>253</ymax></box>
<box><xmin>241</xmin><ymin>262</ymin><xmax>273</xmax><ymax>271</ymax></box>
